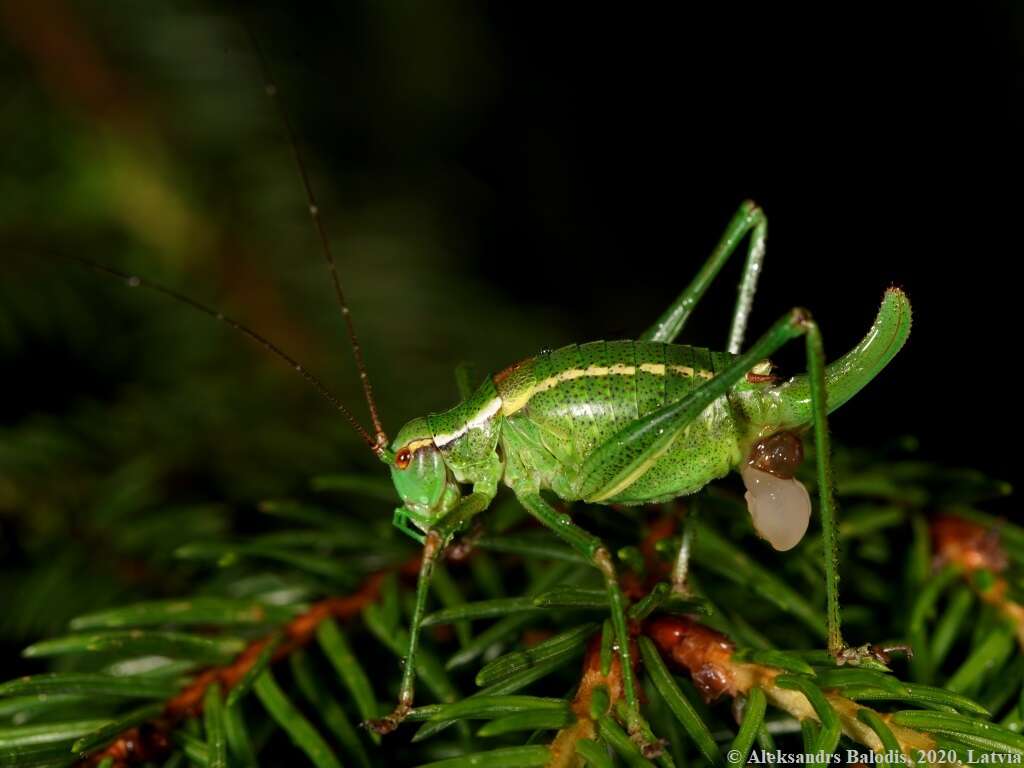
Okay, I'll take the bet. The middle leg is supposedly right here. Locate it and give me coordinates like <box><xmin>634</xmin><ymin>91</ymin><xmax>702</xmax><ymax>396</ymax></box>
<box><xmin>369</xmin><ymin>491</ymin><xmax>492</xmax><ymax>734</ymax></box>
<box><xmin>514</xmin><ymin>491</ymin><xmax>652</xmax><ymax>751</ymax></box>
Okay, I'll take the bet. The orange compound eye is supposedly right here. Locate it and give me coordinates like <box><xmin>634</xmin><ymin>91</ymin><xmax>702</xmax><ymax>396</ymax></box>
<box><xmin>395</xmin><ymin>449</ymin><xmax>412</xmax><ymax>469</ymax></box>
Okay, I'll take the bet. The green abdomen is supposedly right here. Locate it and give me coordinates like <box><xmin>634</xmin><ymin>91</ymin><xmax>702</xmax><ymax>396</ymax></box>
<box><xmin>495</xmin><ymin>341</ymin><xmax>744</xmax><ymax>503</ymax></box>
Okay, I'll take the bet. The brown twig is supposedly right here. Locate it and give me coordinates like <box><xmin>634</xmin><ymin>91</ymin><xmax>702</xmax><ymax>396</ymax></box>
<box><xmin>545</xmin><ymin>607</ymin><xmax>953</xmax><ymax>768</ymax></box>
<box><xmin>645</xmin><ymin>616</ymin><xmax>937</xmax><ymax>763</ymax></box>
<box><xmin>546</xmin><ymin>612</ymin><xmax>944</xmax><ymax>767</ymax></box>
<box><xmin>547</xmin><ymin>632</ymin><xmax>638</xmax><ymax>768</ymax></box>
<box><xmin>81</xmin><ymin>573</ymin><xmax>389</xmax><ymax>767</ymax></box>
<box><xmin>83</xmin><ymin>515</ymin><xmax>1001</xmax><ymax>766</ymax></box>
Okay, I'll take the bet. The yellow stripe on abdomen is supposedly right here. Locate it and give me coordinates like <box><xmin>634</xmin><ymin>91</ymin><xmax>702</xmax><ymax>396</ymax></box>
<box><xmin>501</xmin><ymin>361</ymin><xmax>713</xmax><ymax>417</ymax></box>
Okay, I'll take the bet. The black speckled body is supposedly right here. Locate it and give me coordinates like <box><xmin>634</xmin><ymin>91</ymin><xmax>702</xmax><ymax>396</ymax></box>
<box><xmin>409</xmin><ymin>289</ymin><xmax>911</xmax><ymax>522</ymax></box>
<box><xmin>489</xmin><ymin>340</ymin><xmax>762</xmax><ymax>504</ymax></box>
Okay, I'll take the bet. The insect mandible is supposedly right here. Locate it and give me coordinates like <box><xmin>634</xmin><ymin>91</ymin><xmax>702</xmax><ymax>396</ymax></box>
<box><xmin>72</xmin><ymin>35</ymin><xmax>912</xmax><ymax>751</ymax></box>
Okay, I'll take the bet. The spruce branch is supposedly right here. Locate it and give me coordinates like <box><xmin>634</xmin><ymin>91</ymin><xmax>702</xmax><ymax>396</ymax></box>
<box><xmin>1</xmin><ymin>446</ymin><xmax>1017</xmax><ymax>767</ymax></box>
<box><xmin>643</xmin><ymin>616</ymin><xmax>942</xmax><ymax>765</ymax></box>
<box><xmin>78</xmin><ymin>571</ymin><xmax>392</xmax><ymax>767</ymax></box>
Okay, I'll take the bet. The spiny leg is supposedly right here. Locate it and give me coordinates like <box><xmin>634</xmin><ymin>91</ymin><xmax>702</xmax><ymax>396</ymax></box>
<box><xmin>671</xmin><ymin>498</ymin><xmax>699</xmax><ymax>595</ymax></box>
<box><xmin>514</xmin><ymin>492</ymin><xmax>648</xmax><ymax>746</ymax></box>
<box><xmin>726</xmin><ymin>207</ymin><xmax>768</xmax><ymax>354</ymax></box>
<box><xmin>582</xmin><ymin>308</ymin><xmax>848</xmax><ymax>658</ymax></box>
<box><xmin>371</xmin><ymin>529</ymin><xmax>443</xmax><ymax>732</ymax></box>
<box><xmin>803</xmin><ymin>318</ymin><xmax>844</xmax><ymax>659</ymax></box>
<box><xmin>369</xmin><ymin>492</ymin><xmax>492</xmax><ymax>734</ymax></box>
<box><xmin>641</xmin><ymin>200</ymin><xmax>767</xmax><ymax>350</ymax></box>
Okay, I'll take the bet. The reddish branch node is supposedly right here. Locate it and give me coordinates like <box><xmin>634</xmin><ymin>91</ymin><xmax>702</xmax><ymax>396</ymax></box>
<box><xmin>931</xmin><ymin>515</ymin><xmax>1008</xmax><ymax>573</ymax></box>
<box><xmin>646</xmin><ymin>615</ymin><xmax>739</xmax><ymax>701</ymax></box>
<box><xmin>931</xmin><ymin>515</ymin><xmax>1024</xmax><ymax>648</ymax></box>
<box><xmin>643</xmin><ymin>616</ymin><xmax>935</xmax><ymax>760</ymax></box>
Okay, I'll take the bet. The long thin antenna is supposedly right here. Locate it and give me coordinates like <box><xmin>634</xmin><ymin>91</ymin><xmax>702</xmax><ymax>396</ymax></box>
<box><xmin>67</xmin><ymin>255</ymin><xmax>382</xmax><ymax>454</ymax></box>
<box><xmin>246</xmin><ymin>26</ymin><xmax>388</xmax><ymax>450</ymax></box>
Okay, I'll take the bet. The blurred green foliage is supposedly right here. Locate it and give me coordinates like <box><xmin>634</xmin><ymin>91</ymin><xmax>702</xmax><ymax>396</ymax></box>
<box><xmin>0</xmin><ymin>0</ymin><xmax>551</xmax><ymax>647</ymax></box>
<box><xmin>0</xmin><ymin>4</ymin><xmax>1018</xmax><ymax>767</ymax></box>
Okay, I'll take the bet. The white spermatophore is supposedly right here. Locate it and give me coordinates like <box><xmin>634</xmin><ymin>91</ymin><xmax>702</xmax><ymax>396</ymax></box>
<box><xmin>740</xmin><ymin>464</ymin><xmax>812</xmax><ymax>551</ymax></box>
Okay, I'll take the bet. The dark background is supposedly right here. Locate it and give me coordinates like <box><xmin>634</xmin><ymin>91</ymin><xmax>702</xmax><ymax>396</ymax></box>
<box><xmin>258</xmin><ymin>1</ymin><xmax>1022</xmax><ymax>479</ymax></box>
<box><xmin>0</xmin><ymin>1</ymin><xmax>1019</xmax><ymax>658</ymax></box>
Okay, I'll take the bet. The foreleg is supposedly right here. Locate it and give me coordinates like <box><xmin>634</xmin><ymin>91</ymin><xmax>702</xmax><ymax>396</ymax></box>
<box><xmin>369</xmin><ymin>492</ymin><xmax>491</xmax><ymax>733</ymax></box>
